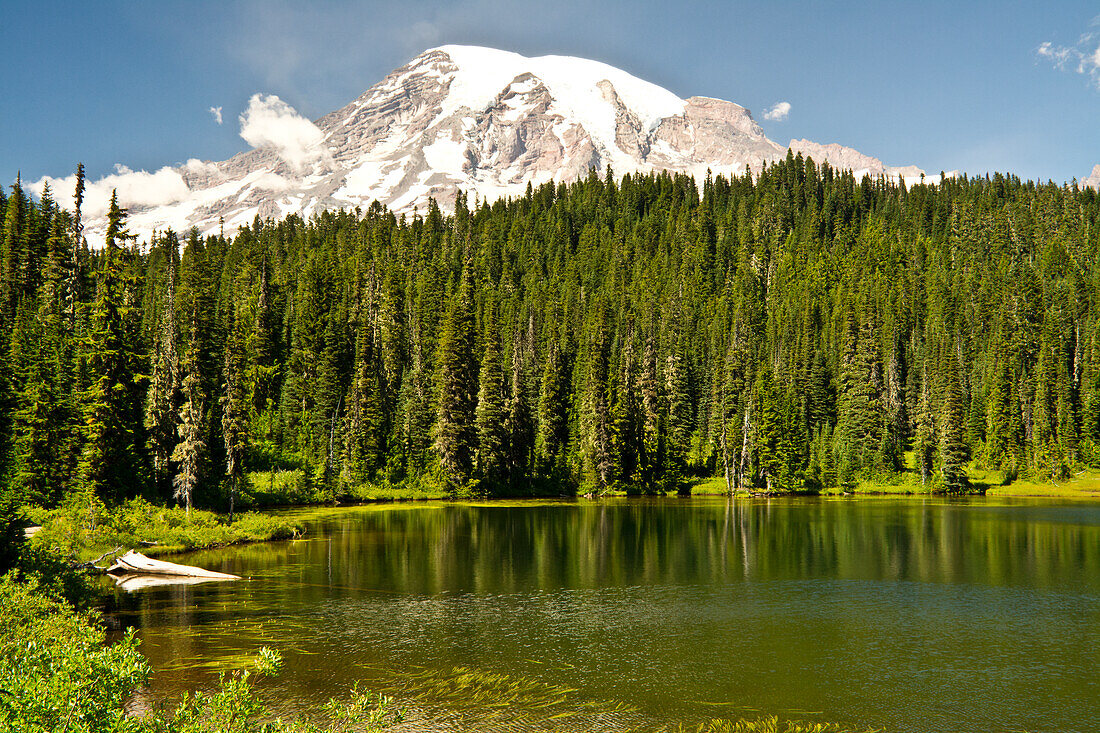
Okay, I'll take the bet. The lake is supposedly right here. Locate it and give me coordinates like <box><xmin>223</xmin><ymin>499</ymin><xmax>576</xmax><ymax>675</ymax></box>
<box><xmin>104</xmin><ymin>497</ymin><xmax>1100</xmax><ymax>732</ymax></box>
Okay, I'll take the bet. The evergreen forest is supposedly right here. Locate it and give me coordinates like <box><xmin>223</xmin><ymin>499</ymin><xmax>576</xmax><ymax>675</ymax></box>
<box><xmin>4</xmin><ymin>153</ymin><xmax>1100</xmax><ymax>535</ymax></box>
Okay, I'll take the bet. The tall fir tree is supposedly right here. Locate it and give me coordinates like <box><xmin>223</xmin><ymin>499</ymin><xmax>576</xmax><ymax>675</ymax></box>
<box><xmin>77</xmin><ymin>191</ymin><xmax>147</xmax><ymax>504</ymax></box>
<box><xmin>435</xmin><ymin>265</ymin><xmax>478</xmax><ymax>493</ymax></box>
<box><xmin>475</xmin><ymin>299</ymin><xmax>508</xmax><ymax>489</ymax></box>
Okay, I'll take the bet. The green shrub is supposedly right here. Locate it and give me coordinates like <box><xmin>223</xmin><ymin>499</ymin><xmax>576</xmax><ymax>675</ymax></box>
<box><xmin>0</xmin><ymin>573</ymin><xmax>402</xmax><ymax>733</ymax></box>
<box><xmin>242</xmin><ymin>469</ymin><xmax>318</xmax><ymax>507</ymax></box>
<box><xmin>0</xmin><ymin>572</ymin><xmax>150</xmax><ymax>733</ymax></box>
<box><xmin>26</xmin><ymin>498</ymin><xmax>303</xmax><ymax>561</ymax></box>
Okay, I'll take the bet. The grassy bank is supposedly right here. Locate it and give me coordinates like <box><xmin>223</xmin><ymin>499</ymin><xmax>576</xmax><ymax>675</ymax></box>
<box><xmin>688</xmin><ymin>466</ymin><xmax>1100</xmax><ymax>500</ymax></box>
<box><xmin>984</xmin><ymin>471</ymin><xmax>1100</xmax><ymax>498</ymax></box>
<box><xmin>25</xmin><ymin>498</ymin><xmax>304</xmax><ymax>562</ymax></box>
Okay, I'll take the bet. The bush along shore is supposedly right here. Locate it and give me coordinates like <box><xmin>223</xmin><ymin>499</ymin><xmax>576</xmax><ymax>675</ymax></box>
<box><xmin>23</xmin><ymin>497</ymin><xmax>304</xmax><ymax>563</ymax></box>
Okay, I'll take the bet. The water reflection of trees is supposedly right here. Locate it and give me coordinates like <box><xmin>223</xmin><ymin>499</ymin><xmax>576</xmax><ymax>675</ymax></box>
<box><xmin>109</xmin><ymin>499</ymin><xmax>1100</xmax><ymax>720</ymax></box>
<box><xmin>111</xmin><ymin>500</ymin><xmax>1100</xmax><ymax>618</ymax></box>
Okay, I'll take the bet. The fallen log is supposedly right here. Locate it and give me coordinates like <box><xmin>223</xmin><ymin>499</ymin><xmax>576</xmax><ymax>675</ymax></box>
<box><xmin>111</xmin><ymin>574</ymin><xmax>227</xmax><ymax>592</ymax></box>
<box><xmin>106</xmin><ymin>550</ymin><xmax>240</xmax><ymax>580</ymax></box>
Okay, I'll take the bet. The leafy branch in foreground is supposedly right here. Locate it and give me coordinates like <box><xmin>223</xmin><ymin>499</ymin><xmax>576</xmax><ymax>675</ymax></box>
<box><xmin>0</xmin><ymin>572</ymin><xmax>400</xmax><ymax>733</ymax></box>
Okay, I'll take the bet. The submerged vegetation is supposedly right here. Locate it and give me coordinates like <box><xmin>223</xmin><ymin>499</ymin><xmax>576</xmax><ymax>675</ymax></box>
<box><xmin>0</xmin><ymin>564</ymin><xmax>876</xmax><ymax>733</ymax></box>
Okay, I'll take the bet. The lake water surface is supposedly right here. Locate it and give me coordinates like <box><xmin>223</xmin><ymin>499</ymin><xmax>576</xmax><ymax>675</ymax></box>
<box><xmin>105</xmin><ymin>497</ymin><xmax>1100</xmax><ymax>732</ymax></box>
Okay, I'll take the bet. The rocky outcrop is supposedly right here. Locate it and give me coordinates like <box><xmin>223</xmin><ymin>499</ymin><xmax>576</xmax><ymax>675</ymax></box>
<box><xmin>1083</xmin><ymin>164</ymin><xmax>1100</xmax><ymax>190</ymax></box>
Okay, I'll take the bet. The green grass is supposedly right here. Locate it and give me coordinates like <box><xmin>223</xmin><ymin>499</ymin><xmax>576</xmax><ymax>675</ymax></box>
<box><xmin>25</xmin><ymin>497</ymin><xmax>304</xmax><ymax>562</ymax></box>
<box><xmin>345</xmin><ymin>482</ymin><xmax>448</xmax><ymax>502</ymax></box>
<box><xmin>686</xmin><ymin>457</ymin><xmax>1100</xmax><ymax>499</ymax></box>
<box><xmin>986</xmin><ymin>470</ymin><xmax>1100</xmax><ymax>498</ymax></box>
<box><xmin>689</xmin><ymin>477</ymin><xmax>734</xmax><ymax>495</ymax></box>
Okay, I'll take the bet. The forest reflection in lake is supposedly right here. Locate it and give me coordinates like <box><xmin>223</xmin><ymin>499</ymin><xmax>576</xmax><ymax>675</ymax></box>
<box><xmin>106</xmin><ymin>497</ymin><xmax>1100</xmax><ymax>733</ymax></box>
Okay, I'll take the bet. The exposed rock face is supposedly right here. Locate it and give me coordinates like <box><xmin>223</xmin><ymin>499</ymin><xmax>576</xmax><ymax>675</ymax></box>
<box><xmin>75</xmin><ymin>45</ymin><xmax>930</xmax><ymax>242</ymax></box>
<box><xmin>1083</xmin><ymin>164</ymin><xmax>1100</xmax><ymax>190</ymax></box>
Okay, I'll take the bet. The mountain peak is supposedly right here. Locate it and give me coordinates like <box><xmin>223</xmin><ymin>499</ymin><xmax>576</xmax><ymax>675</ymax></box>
<box><xmin>32</xmin><ymin>45</ymin><xmax>930</xmax><ymax>244</ymax></box>
<box><xmin>1083</xmin><ymin>164</ymin><xmax>1100</xmax><ymax>190</ymax></box>
<box><xmin>418</xmin><ymin>45</ymin><xmax>687</xmax><ymax>134</ymax></box>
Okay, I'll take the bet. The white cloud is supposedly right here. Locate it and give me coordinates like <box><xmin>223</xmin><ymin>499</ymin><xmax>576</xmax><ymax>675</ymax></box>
<box><xmin>1037</xmin><ymin>33</ymin><xmax>1100</xmax><ymax>88</ymax></box>
<box><xmin>28</xmin><ymin>164</ymin><xmax>192</xmax><ymax>221</ymax></box>
<box><xmin>238</xmin><ymin>93</ymin><xmax>329</xmax><ymax>172</ymax></box>
<box><xmin>182</xmin><ymin>158</ymin><xmax>219</xmax><ymax>177</ymax></box>
<box><xmin>253</xmin><ymin>172</ymin><xmax>292</xmax><ymax>191</ymax></box>
<box><xmin>763</xmin><ymin>101</ymin><xmax>791</xmax><ymax>121</ymax></box>
<box><xmin>209</xmin><ymin>106</ymin><xmax>223</xmax><ymax>124</ymax></box>
<box><xmin>22</xmin><ymin>92</ymin><xmax>326</xmax><ymax>246</ymax></box>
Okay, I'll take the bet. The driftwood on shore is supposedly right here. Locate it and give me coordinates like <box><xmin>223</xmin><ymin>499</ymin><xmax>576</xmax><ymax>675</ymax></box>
<box><xmin>106</xmin><ymin>550</ymin><xmax>240</xmax><ymax>580</ymax></box>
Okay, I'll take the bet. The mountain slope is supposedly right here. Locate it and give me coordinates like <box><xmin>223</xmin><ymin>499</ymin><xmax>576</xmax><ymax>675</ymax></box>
<box><xmin>40</xmin><ymin>45</ymin><xmax>936</xmax><ymax>243</ymax></box>
<box><xmin>1083</xmin><ymin>164</ymin><xmax>1100</xmax><ymax>190</ymax></box>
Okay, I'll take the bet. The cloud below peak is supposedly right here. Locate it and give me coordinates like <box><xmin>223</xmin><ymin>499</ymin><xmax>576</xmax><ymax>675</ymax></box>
<box><xmin>238</xmin><ymin>93</ymin><xmax>329</xmax><ymax>172</ymax></box>
<box><xmin>763</xmin><ymin>101</ymin><xmax>791</xmax><ymax>121</ymax></box>
<box><xmin>28</xmin><ymin>163</ymin><xmax>192</xmax><ymax>223</ymax></box>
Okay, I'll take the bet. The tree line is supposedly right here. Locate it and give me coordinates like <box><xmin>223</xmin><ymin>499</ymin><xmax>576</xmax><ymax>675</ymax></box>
<box><xmin>2</xmin><ymin>153</ymin><xmax>1100</xmax><ymax>532</ymax></box>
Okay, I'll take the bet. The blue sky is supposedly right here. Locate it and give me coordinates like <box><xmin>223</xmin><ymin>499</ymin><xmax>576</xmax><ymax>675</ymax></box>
<box><xmin>2</xmin><ymin>0</ymin><xmax>1098</xmax><ymax>191</ymax></box>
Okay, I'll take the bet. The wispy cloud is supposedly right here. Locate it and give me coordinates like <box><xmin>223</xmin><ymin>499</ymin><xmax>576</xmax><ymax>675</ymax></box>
<box><xmin>209</xmin><ymin>106</ymin><xmax>223</xmax><ymax>124</ymax></box>
<box><xmin>1037</xmin><ymin>31</ymin><xmax>1100</xmax><ymax>88</ymax></box>
<box><xmin>763</xmin><ymin>101</ymin><xmax>791</xmax><ymax>121</ymax></box>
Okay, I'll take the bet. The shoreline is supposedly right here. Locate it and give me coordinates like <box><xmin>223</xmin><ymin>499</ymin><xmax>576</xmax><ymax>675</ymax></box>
<box><xmin>29</xmin><ymin>477</ymin><xmax>1100</xmax><ymax>564</ymax></box>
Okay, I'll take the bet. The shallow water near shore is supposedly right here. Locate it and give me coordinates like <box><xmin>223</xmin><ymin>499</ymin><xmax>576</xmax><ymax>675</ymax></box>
<box><xmin>103</xmin><ymin>496</ymin><xmax>1100</xmax><ymax>732</ymax></box>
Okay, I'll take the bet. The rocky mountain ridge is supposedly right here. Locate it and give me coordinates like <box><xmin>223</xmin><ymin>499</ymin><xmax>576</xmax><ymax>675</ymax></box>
<box><xmin>39</xmin><ymin>45</ymin><xmax>946</xmax><ymax>243</ymax></box>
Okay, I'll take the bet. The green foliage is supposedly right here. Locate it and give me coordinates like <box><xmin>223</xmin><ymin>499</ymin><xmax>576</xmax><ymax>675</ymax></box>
<box><xmin>0</xmin><ymin>574</ymin><xmax>402</xmax><ymax>733</ymax></box>
<box><xmin>0</xmin><ymin>572</ymin><xmax>149</xmax><ymax>733</ymax></box>
<box><xmin>26</xmin><ymin>498</ymin><xmax>302</xmax><ymax>560</ymax></box>
<box><xmin>153</xmin><ymin>648</ymin><xmax>402</xmax><ymax>733</ymax></box>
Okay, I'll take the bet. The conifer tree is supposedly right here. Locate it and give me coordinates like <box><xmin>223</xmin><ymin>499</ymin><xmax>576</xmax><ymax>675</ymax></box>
<box><xmin>639</xmin><ymin>335</ymin><xmax>663</xmax><ymax>487</ymax></box>
<box><xmin>611</xmin><ymin>330</ymin><xmax>640</xmax><ymax>488</ymax></box>
<box><xmin>665</xmin><ymin>334</ymin><xmax>693</xmax><ymax>492</ymax></box>
<box><xmin>475</xmin><ymin>300</ymin><xmax>507</xmax><ymax>489</ymax></box>
<box><xmin>505</xmin><ymin>333</ymin><xmax>534</xmax><ymax>486</ymax></box>
<box><xmin>581</xmin><ymin>313</ymin><xmax>614</xmax><ymax>491</ymax></box>
<box><xmin>77</xmin><ymin>191</ymin><xmax>146</xmax><ymax>504</ymax></box>
<box><xmin>248</xmin><ymin>256</ymin><xmax>276</xmax><ymax>418</ymax></box>
<box><xmin>435</xmin><ymin>265</ymin><xmax>478</xmax><ymax>493</ymax></box>
<box><xmin>146</xmin><ymin>258</ymin><xmax>179</xmax><ymax>494</ymax></box>
<box><xmin>11</xmin><ymin>305</ymin><xmax>58</xmax><ymax>505</ymax></box>
<box><xmin>536</xmin><ymin>338</ymin><xmax>568</xmax><ymax>474</ymax></box>
<box><xmin>345</xmin><ymin>310</ymin><xmax>384</xmax><ymax>483</ymax></box>
<box><xmin>913</xmin><ymin>371</ymin><xmax>936</xmax><ymax>485</ymax></box>
<box><xmin>173</xmin><ymin>365</ymin><xmax>204</xmax><ymax>517</ymax></box>
<box><xmin>0</xmin><ymin>179</ymin><xmax>25</xmax><ymax>321</ymax></box>
<box><xmin>221</xmin><ymin>311</ymin><xmax>250</xmax><ymax>520</ymax></box>
<box><xmin>939</xmin><ymin>349</ymin><xmax>969</xmax><ymax>493</ymax></box>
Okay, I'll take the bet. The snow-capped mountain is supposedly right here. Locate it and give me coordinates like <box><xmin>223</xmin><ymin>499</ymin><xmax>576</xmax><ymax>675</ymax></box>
<box><xmin>36</xmin><ymin>46</ymin><xmax>938</xmax><ymax>244</ymax></box>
